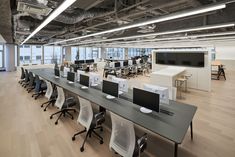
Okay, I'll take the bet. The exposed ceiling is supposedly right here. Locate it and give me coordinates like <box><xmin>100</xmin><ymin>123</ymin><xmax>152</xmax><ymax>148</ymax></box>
<box><xmin>0</xmin><ymin>0</ymin><xmax>13</xmax><ymax>43</ymax></box>
<box><xmin>3</xmin><ymin>0</ymin><xmax>235</xmax><ymax>46</ymax></box>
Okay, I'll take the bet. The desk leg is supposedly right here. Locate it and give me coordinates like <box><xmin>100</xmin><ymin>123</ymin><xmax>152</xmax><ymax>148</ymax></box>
<box><xmin>174</xmin><ymin>143</ymin><xmax>178</xmax><ymax>157</ymax></box>
<box><xmin>190</xmin><ymin>121</ymin><xmax>193</xmax><ymax>140</ymax></box>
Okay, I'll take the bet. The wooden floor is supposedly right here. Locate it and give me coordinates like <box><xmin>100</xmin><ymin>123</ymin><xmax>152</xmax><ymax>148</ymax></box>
<box><xmin>0</xmin><ymin>70</ymin><xmax>235</xmax><ymax>157</ymax></box>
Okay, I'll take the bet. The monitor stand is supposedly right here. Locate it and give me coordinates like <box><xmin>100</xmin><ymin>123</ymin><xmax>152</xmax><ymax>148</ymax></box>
<box><xmin>68</xmin><ymin>81</ymin><xmax>74</xmax><ymax>84</ymax></box>
<box><xmin>81</xmin><ymin>86</ymin><xmax>88</xmax><ymax>89</ymax></box>
<box><xmin>91</xmin><ymin>83</ymin><xmax>98</xmax><ymax>87</ymax></box>
<box><xmin>55</xmin><ymin>76</ymin><xmax>60</xmax><ymax>79</ymax></box>
<box><xmin>140</xmin><ymin>107</ymin><xmax>152</xmax><ymax>114</ymax></box>
<box><xmin>118</xmin><ymin>91</ymin><xmax>123</xmax><ymax>95</ymax></box>
<box><xmin>106</xmin><ymin>95</ymin><xmax>115</xmax><ymax>99</ymax></box>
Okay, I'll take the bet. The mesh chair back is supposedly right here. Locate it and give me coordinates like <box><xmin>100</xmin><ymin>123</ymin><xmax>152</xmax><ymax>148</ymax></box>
<box><xmin>20</xmin><ymin>67</ymin><xmax>25</xmax><ymax>79</ymax></box>
<box><xmin>25</xmin><ymin>69</ymin><xmax>29</xmax><ymax>82</ymax></box>
<box><xmin>28</xmin><ymin>72</ymin><xmax>35</xmax><ymax>86</ymax></box>
<box><xmin>77</xmin><ymin>96</ymin><xmax>93</xmax><ymax>130</ymax></box>
<box><xmin>109</xmin><ymin>112</ymin><xmax>135</xmax><ymax>157</ymax></box>
<box><xmin>55</xmin><ymin>86</ymin><xmax>65</xmax><ymax>109</ymax></box>
<box><xmin>34</xmin><ymin>75</ymin><xmax>41</xmax><ymax>93</ymax></box>
<box><xmin>45</xmin><ymin>80</ymin><xmax>53</xmax><ymax>100</ymax></box>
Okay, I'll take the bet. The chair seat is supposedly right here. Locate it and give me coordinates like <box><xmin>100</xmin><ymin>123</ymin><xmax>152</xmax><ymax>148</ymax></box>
<box><xmin>62</xmin><ymin>98</ymin><xmax>76</xmax><ymax>109</ymax></box>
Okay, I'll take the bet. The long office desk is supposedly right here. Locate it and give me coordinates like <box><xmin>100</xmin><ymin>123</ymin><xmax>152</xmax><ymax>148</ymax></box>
<box><xmin>29</xmin><ymin>68</ymin><xmax>197</xmax><ymax>157</ymax></box>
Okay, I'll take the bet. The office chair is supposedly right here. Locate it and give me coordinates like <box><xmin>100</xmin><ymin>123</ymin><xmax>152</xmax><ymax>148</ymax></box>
<box><xmin>91</xmin><ymin>63</ymin><xmax>98</xmax><ymax>72</ymax></box>
<box><xmin>18</xmin><ymin>67</ymin><xmax>25</xmax><ymax>84</ymax></box>
<box><xmin>41</xmin><ymin>80</ymin><xmax>57</xmax><ymax>111</ymax></box>
<box><xmin>22</xmin><ymin>69</ymin><xmax>30</xmax><ymax>87</ymax></box>
<box><xmin>109</xmin><ymin>112</ymin><xmax>147</xmax><ymax>157</ymax></box>
<box><xmin>129</xmin><ymin>66</ymin><xmax>138</xmax><ymax>78</ymax></box>
<box><xmin>82</xmin><ymin>64</ymin><xmax>88</xmax><ymax>71</ymax></box>
<box><xmin>26</xmin><ymin>72</ymin><xmax>35</xmax><ymax>93</ymax></box>
<box><xmin>32</xmin><ymin>75</ymin><xmax>47</xmax><ymax>100</ymax></box>
<box><xmin>50</xmin><ymin>86</ymin><xmax>76</xmax><ymax>125</ymax></box>
<box><xmin>121</xmin><ymin>68</ymin><xmax>130</xmax><ymax>79</ymax></box>
<box><xmin>72</xmin><ymin>96</ymin><xmax>105</xmax><ymax>152</ymax></box>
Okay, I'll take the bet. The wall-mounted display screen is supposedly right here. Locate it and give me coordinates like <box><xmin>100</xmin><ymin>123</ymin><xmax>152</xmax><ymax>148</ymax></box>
<box><xmin>156</xmin><ymin>52</ymin><xmax>205</xmax><ymax>67</ymax></box>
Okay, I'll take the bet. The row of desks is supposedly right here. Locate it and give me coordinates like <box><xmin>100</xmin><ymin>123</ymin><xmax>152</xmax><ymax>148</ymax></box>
<box><xmin>29</xmin><ymin>68</ymin><xmax>197</xmax><ymax>157</ymax></box>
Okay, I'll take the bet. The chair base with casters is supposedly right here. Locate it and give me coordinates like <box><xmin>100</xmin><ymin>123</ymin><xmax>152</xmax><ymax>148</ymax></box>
<box><xmin>41</xmin><ymin>98</ymin><xmax>56</xmax><ymax>111</ymax></box>
<box><xmin>50</xmin><ymin>98</ymin><xmax>77</xmax><ymax>125</ymax></box>
<box><xmin>32</xmin><ymin>91</ymin><xmax>46</xmax><ymax>100</ymax></box>
<box><xmin>27</xmin><ymin>85</ymin><xmax>35</xmax><ymax>93</ymax></box>
<box><xmin>50</xmin><ymin>108</ymin><xmax>76</xmax><ymax>125</ymax></box>
<box><xmin>72</xmin><ymin>112</ymin><xmax>105</xmax><ymax>152</ymax></box>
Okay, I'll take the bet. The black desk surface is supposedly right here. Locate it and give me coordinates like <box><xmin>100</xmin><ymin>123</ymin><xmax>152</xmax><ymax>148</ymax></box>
<box><xmin>29</xmin><ymin>68</ymin><xmax>197</xmax><ymax>144</ymax></box>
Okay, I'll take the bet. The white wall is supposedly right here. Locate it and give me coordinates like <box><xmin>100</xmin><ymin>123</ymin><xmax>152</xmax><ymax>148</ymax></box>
<box><xmin>152</xmin><ymin>48</ymin><xmax>212</xmax><ymax>92</ymax></box>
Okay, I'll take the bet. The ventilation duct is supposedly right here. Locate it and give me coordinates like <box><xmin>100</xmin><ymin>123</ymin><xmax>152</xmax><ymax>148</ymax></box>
<box><xmin>54</xmin><ymin>9</ymin><xmax>108</xmax><ymax>25</ymax></box>
<box><xmin>17</xmin><ymin>0</ymin><xmax>52</xmax><ymax>16</ymax></box>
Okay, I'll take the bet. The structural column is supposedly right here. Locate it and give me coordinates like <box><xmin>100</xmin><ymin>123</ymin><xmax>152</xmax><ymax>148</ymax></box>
<box><xmin>5</xmin><ymin>43</ymin><xmax>16</xmax><ymax>72</ymax></box>
<box><xmin>101</xmin><ymin>47</ymin><xmax>106</xmax><ymax>60</ymax></box>
<box><xmin>124</xmin><ymin>48</ymin><xmax>129</xmax><ymax>60</ymax></box>
<box><xmin>64</xmin><ymin>47</ymin><xmax>71</xmax><ymax>61</ymax></box>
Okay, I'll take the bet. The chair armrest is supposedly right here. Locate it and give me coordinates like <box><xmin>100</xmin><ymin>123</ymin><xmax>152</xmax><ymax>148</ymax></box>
<box><xmin>137</xmin><ymin>133</ymin><xmax>148</xmax><ymax>152</ymax></box>
<box><xmin>94</xmin><ymin>112</ymin><xmax>105</xmax><ymax>125</ymax></box>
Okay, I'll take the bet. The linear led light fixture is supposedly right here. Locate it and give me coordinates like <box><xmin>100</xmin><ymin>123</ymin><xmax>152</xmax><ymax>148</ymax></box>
<box><xmin>76</xmin><ymin>31</ymin><xmax>235</xmax><ymax>47</ymax></box>
<box><xmin>62</xmin><ymin>22</ymin><xmax>234</xmax><ymax>47</ymax></box>
<box><xmin>47</xmin><ymin>3</ymin><xmax>226</xmax><ymax>45</ymax></box>
<box><xmin>102</xmin><ymin>33</ymin><xmax>235</xmax><ymax>47</ymax></box>
<box><xmin>20</xmin><ymin>0</ymin><xmax>76</xmax><ymax>45</ymax></box>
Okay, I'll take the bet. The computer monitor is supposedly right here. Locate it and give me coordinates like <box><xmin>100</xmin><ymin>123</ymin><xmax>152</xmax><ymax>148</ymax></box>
<box><xmin>133</xmin><ymin>88</ymin><xmax>160</xmax><ymax>113</ymax></box>
<box><xmin>128</xmin><ymin>60</ymin><xmax>133</xmax><ymax>66</ymax></box>
<box><xmin>112</xmin><ymin>77</ymin><xmax>128</xmax><ymax>94</ymax></box>
<box><xmin>123</xmin><ymin>60</ymin><xmax>128</xmax><ymax>66</ymax></box>
<box><xmin>80</xmin><ymin>74</ymin><xmax>90</xmax><ymax>89</ymax></box>
<box><xmin>77</xmin><ymin>70</ymin><xmax>85</xmax><ymax>82</ymax></box>
<box><xmin>75</xmin><ymin>60</ymin><xmax>84</xmax><ymax>64</ymax></box>
<box><xmin>132</xmin><ymin>60</ymin><xmax>137</xmax><ymax>65</ymax></box>
<box><xmin>102</xmin><ymin>80</ymin><xmax>119</xmax><ymax>99</ymax></box>
<box><xmin>67</xmin><ymin>72</ymin><xmax>75</xmax><ymax>84</ymax></box>
<box><xmin>143</xmin><ymin>84</ymin><xmax>169</xmax><ymax>104</ymax></box>
<box><xmin>114</xmin><ymin>62</ymin><xmax>120</xmax><ymax>68</ymax></box>
<box><xmin>89</xmin><ymin>72</ymin><xmax>101</xmax><ymax>86</ymax></box>
<box><xmin>86</xmin><ymin>59</ymin><xmax>94</xmax><ymax>63</ymax></box>
<box><xmin>54</xmin><ymin>68</ymin><xmax>60</xmax><ymax>78</ymax></box>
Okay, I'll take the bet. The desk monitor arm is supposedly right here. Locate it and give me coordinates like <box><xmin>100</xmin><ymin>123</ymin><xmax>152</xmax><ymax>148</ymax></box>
<box><xmin>140</xmin><ymin>107</ymin><xmax>152</xmax><ymax>114</ymax></box>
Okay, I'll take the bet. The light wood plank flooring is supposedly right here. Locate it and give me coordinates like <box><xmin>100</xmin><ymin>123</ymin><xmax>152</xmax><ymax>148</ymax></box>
<box><xmin>0</xmin><ymin>70</ymin><xmax>235</xmax><ymax>157</ymax></box>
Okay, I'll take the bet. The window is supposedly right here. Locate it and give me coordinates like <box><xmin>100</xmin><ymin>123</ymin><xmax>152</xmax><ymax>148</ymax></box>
<box><xmin>71</xmin><ymin>47</ymin><xmax>78</xmax><ymax>62</ymax></box>
<box><xmin>79</xmin><ymin>47</ymin><xmax>86</xmax><ymax>60</ymax></box>
<box><xmin>54</xmin><ymin>46</ymin><xmax>62</xmax><ymax>64</ymax></box>
<box><xmin>106</xmin><ymin>48</ymin><xmax>124</xmax><ymax>60</ymax></box>
<box><xmin>71</xmin><ymin>47</ymin><xmax>101</xmax><ymax>61</ymax></box>
<box><xmin>86</xmin><ymin>47</ymin><xmax>92</xmax><ymax>59</ymax></box>
<box><xmin>19</xmin><ymin>45</ymin><xmax>31</xmax><ymax>65</ymax></box>
<box><xmin>32</xmin><ymin>45</ymin><xmax>42</xmax><ymax>64</ymax></box>
<box><xmin>44</xmin><ymin>46</ymin><xmax>54</xmax><ymax>64</ymax></box>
